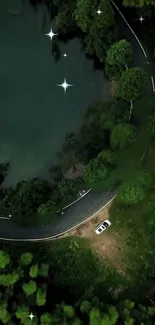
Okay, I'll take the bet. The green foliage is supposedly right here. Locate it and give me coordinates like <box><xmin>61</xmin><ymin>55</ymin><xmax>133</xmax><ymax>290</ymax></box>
<box><xmin>0</xmin><ymin>302</ymin><xmax>11</xmax><ymax>324</ymax></box>
<box><xmin>75</xmin><ymin>0</ymin><xmax>115</xmax><ymax>60</ymax></box>
<box><xmin>116</xmin><ymin>68</ymin><xmax>148</xmax><ymax>101</ymax></box>
<box><xmin>63</xmin><ymin>304</ymin><xmax>75</xmax><ymax>318</ymax></box>
<box><xmin>110</xmin><ymin>100</ymin><xmax>130</xmax><ymax>123</ymax></box>
<box><xmin>104</xmin><ymin>61</ymin><xmax>121</xmax><ymax>79</ymax></box>
<box><xmin>15</xmin><ymin>306</ymin><xmax>30</xmax><ymax>322</ymax></box>
<box><xmin>80</xmin><ymin>300</ymin><xmax>92</xmax><ymax>314</ymax></box>
<box><xmin>36</xmin><ymin>288</ymin><xmax>46</xmax><ymax>306</ymax></box>
<box><xmin>97</xmin><ymin>150</ymin><xmax>116</xmax><ymax>170</ymax></box>
<box><xmin>40</xmin><ymin>313</ymin><xmax>53</xmax><ymax>325</ymax></box>
<box><xmin>149</xmin><ymin>111</ymin><xmax>155</xmax><ymax>137</ymax></box>
<box><xmin>148</xmin><ymin>306</ymin><xmax>155</xmax><ymax>316</ymax></box>
<box><xmin>49</xmin><ymin>238</ymin><xmax>105</xmax><ymax>297</ymax></box>
<box><xmin>110</xmin><ymin>123</ymin><xmax>136</xmax><ymax>149</ymax></box>
<box><xmin>84</xmin><ymin>157</ymin><xmax>109</xmax><ymax>184</ymax></box>
<box><xmin>55</xmin><ymin>4</ymin><xmax>77</xmax><ymax>34</ymax></box>
<box><xmin>75</xmin><ymin>0</ymin><xmax>114</xmax><ymax>33</ymax></box>
<box><xmin>22</xmin><ymin>280</ymin><xmax>37</xmax><ymax>296</ymax></box>
<box><xmin>37</xmin><ymin>200</ymin><xmax>56</xmax><ymax>217</ymax></box>
<box><xmin>0</xmin><ymin>251</ymin><xmax>10</xmax><ymax>269</ymax></box>
<box><xmin>0</xmin><ymin>178</ymin><xmax>52</xmax><ymax>219</ymax></box>
<box><xmin>39</xmin><ymin>263</ymin><xmax>49</xmax><ymax>277</ymax></box>
<box><xmin>58</xmin><ymin>179</ymin><xmax>77</xmax><ymax>199</ymax></box>
<box><xmin>29</xmin><ymin>264</ymin><xmax>39</xmax><ymax>278</ymax></box>
<box><xmin>143</xmin><ymin>143</ymin><xmax>155</xmax><ymax>176</ymax></box>
<box><xmin>117</xmin><ymin>182</ymin><xmax>146</xmax><ymax>204</ymax></box>
<box><xmin>117</xmin><ymin>167</ymin><xmax>152</xmax><ymax>205</ymax></box>
<box><xmin>20</xmin><ymin>252</ymin><xmax>33</xmax><ymax>266</ymax></box>
<box><xmin>123</xmin><ymin>0</ymin><xmax>155</xmax><ymax>7</ymax></box>
<box><xmin>106</xmin><ymin>39</ymin><xmax>132</xmax><ymax>68</ymax></box>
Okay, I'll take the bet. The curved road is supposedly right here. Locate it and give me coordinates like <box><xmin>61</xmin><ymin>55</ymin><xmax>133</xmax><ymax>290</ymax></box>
<box><xmin>0</xmin><ymin>1</ymin><xmax>153</xmax><ymax>241</ymax></box>
<box><xmin>0</xmin><ymin>188</ymin><xmax>117</xmax><ymax>241</ymax></box>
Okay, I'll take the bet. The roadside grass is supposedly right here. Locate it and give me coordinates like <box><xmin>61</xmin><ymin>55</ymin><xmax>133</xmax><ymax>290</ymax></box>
<box><xmin>88</xmin><ymin>83</ymin><xmax>153</xmax><ymax>191</ymax></box>
<box><xmin>108</xmin><ymin>187</ymin><xmax>155</xmax><ymax>296</ymax></box>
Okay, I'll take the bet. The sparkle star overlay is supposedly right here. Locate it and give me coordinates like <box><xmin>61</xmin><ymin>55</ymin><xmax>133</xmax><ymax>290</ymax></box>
<box><xmin>96</xmin><ymin>9</ymin><xmax>102</xmax><ymax>15</ymax></box>
<box><xmin>57</xmin><ymin>78</ymin><xmax>73</xmax><ymax>94</ymax></box>
<box><xmin>138</xmin><ymin>15</ymin><xmax>145</xmax><ymax>23</ymax></box>
<box><xmin>45</xmin><ymin>27</ymin><xmax>58</xmax><ymax>41</ymax></box>
<box><xmin>29</xmin><ymin>313</ymin><xmax>35</xmax><ymax>321</ymax></box>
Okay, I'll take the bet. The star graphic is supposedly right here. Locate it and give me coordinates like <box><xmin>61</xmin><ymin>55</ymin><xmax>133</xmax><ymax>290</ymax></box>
<box><xmin>96</xmin><ymin>9</ymin><xmax>102</xmax><ymax>15</ymax></box>
<box><xmin>138</xmin><ymin>15</ymin><xmax>145</xmax><ymax>23</ymax></box>
<box><xmin>63</xmin><ymin>53</ymin><xmax>67</xmax><ymax>57</ymax></box>
<box><xmin>29</xmin><ymin>313</ymin><xmax>35</xmax><ymax>321</ymax></box>
<box><xmin>45</xmin><ymin>27</ymin><xmax>58</xmax><ymax>41</ymax></box>
<box><xmin>57</xmin><ymin>78</ymin><xmax>73</xmax><ymax>94</ymax></box>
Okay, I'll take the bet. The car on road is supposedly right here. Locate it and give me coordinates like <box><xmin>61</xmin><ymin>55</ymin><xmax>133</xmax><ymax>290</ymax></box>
<box><xmin>95</xmin><ymin>219</ymin><xmax>111</xmax><ymax>235</ymax></box>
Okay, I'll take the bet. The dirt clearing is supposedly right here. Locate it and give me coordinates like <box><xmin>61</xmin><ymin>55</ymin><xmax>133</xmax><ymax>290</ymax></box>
<box><xmin>64</xmin><ymin>203</ymin><xmax>126</xmax><ymax>275</ymax></box>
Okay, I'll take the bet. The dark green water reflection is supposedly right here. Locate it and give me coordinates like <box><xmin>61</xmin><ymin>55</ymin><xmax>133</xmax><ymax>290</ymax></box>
<box><xmin>0</xmin><ymin>0</ymin><xmax>110</xmax><ymax>185</ymax></box>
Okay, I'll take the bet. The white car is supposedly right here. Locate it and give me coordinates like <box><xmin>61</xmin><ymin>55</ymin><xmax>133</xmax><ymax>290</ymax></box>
<box><xmin>95</xmin><ymin>219</ymin><xmax>111</xmax><ymax>235</ymax></box>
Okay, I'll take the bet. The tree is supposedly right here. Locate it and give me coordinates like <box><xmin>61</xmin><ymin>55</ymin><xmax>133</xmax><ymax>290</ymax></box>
<box><xmin>37</xmin><ymin>201</ymin><xmax>56</xmax><ymax>217</ymax></box>
<box><xmin>22</xmin><ymin>280</ymin><xmax>37</xmax><ymax>296</ymax></box>
<box><xmin>110</xmin><ymin>123</ymin><xmax>136</xmax><ymax>149</ymax></box>
<box><xmin>0</xmin><ymin>251</ymin><xmax>10</xmax><ymax>269</ymax></box>
<box><xmin>97</xmin><ymin>150</ymin><xmax>116</xmax><ymax>170</ymax></box>
<box><xmin>55</xmin><ymin>5</ymin><xmax>77</xmax><ymax>34</ymax></box>
<box><xmin>39</xmin><ymin>263</ymin><xmax>49</xmax><ymax>277</ymax></box>
<box><xmin>29</xmin><ymin>264</ymin><xmax>39</xmax><ymax>278</ymax></box>
<box><xmin>36</xmin><ymin>288</ymin><xmax>46</xmax><ymax>306</ymax></box>
<box><xmin>133</xmin><ymin>167</ymin><xmax>152</xmax><ymax>189</ymax></box>
<box><xmin>104</xmin><ymin>61</ymin><xmax>121</xmax><ymax>79</ymax></box>
<box><xmin>63</xmin><ymin>304</ymin><xmax>75</xmax><ymax>318</ymax></box>
<box><xmin>84</xmin><ymin>157</ymin><xmax>109</xmax><ymax>184</ymax></box>
<box><xmin>116</xmin><ymin>68</ymin><xmax>148</xmax><ymax>101</ymax></box>
<box><xmin>13</xmin><ymin>178</ymin><xmax>52</xmax><ymax>217</ymax></box>
<box><xmin>109</xmin><ymin>100</ymin><xmax>130</xmax><ymax>123</ymax></box>
<box><xmin>20</xmin><ymin>252</ymin><xmax>33</xmax><ymax>266</ymax></box>
<box><xmin>0</xmin><ymin>301</ymin><xmax>11</xmax><ymax>324</ymax></box>
<box><xmin>75</xmin><ymin>0</ymin><xmax>115</xmax><ymax>60</ymax></box>
<box><xmin>149</xmin><ymin>111</ymin><xmax>155</xmax><ymax>137</ymax></box>
<box><xmin>75</xmin><ymin>0</ymin><xmax>115</xmax><ymax>34</ymax></box>
<box><xmin>106</xmin><ymin>39</ymin><xmax>132</xmax><ymax>68</ymax></box>
<box><xmin>123</xmin><ymin>0</ymin><xmax>155</xmax><ymax>7</ymax></box>
<box><xmin>40</xmin><ymin>313</ymin><xmax>54</xmax><ymax>325</ymax></box>
<box><xmin>15</xmin><ymin>306</ymin><xmax>30</xmax><ymax>323</ymax></box>
<box><xmin>6</xmin><ymin>272</ymin><xmax>19</xmax><ymax>286</ymax></box>
<box><xmin>58</xmin><ymin>179</ymin><xmax>77</xmax><ymax>199</ymax></box>
<box><xmin>117</xmin><ymin>182</ymin><xmax>146</xmax><ymax>204</ymax></box>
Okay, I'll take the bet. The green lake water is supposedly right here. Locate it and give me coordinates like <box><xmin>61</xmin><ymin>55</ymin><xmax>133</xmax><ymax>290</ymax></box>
<box><xmin>0</xmin><ymin>0</ymin><xmax>110</xmax><ymax>186</ymax></box>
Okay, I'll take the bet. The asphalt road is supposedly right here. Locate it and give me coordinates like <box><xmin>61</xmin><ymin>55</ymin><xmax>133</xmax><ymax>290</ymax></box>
<box><xmin>0</xmin><ymin>188</ymin><xmax>117</xmax><ymax>240</ymax></box>
<box><xmin>0</xmin><ymin>2</ymin><xmax>152</xmax><ymax>241</ymax></box>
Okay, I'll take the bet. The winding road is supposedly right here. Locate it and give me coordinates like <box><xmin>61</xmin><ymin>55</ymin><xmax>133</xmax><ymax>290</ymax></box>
<box><xmin>0</xmin><ymin>1</ymin><xmax>154</xmax><ymax>241</ymax></box>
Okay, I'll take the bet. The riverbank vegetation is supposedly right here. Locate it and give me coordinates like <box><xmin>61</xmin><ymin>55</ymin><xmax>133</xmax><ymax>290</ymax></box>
<box><xmin>0</xmin><ymin>0</ymin><xmax>155</xmax><ymax>321</ymax></box>
<box><xmin>0</xmin><ymin>0</ymin><xmax>154</xmax><ymax>228</ymax></box>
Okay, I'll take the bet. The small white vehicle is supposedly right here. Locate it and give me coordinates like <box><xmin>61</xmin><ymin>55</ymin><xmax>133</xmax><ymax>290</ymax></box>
<box><xmin>95</xmin><ymin>219</ymin><xmax>111</xmax><ymax>235</ymax></box>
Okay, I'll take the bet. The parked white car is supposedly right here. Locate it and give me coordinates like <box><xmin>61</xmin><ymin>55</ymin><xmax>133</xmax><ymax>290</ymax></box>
<box><xmin>95</xmin><ymin>219</ymin><xmax>111</xmax><ymax>235</ymax></box>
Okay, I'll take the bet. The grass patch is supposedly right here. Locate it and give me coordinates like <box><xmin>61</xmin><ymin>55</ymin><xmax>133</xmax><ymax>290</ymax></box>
<box><xmin>108</xmin><ymin>188</ymin><xmax>155</xmax><ymax>297</ymax></box>
<box><xmin>88</xmin><ymin>81</ymin><xmax>153</xmax><ymax>191</ymax></box>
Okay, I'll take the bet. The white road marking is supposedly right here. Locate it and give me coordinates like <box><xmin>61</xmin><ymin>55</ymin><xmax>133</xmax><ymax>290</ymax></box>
<box><xmin>0</xmin><ymin>216</ymin><xmax>11</xmax><ymax>220</ymax></box>
<box><xmin>151</xmin><ymin>76</ymin><xmax>155</xmax><ymax>92</ymax></box>
<box><xmin>111</xmin><ymin>0</ymin><xmax>147</xmax><ymax>58</ymax></box>
<box><xmin>0</xmin><ymin>194</ymin><xmax>117</xmax><ymax>241</ymax></box>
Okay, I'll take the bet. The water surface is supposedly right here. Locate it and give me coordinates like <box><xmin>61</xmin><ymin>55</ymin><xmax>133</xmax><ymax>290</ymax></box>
<box><xmin>0</xmin><ymin>0</ymin><xmax>110</xmax><ymax>185</ymax></box>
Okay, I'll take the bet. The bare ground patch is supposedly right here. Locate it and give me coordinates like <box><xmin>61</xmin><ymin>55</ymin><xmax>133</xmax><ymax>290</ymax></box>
<box><xmin>64</xmin><ymin>203</ymin><xmax>127</xmax><ymax>276</ymax></box>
